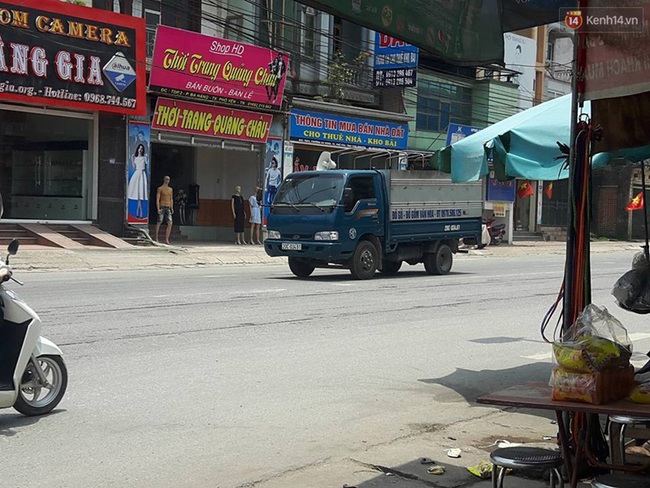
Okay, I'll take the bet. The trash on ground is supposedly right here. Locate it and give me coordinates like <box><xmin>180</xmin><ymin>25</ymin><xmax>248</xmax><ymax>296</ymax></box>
<box><xmin>543</xmin><ymin>436</ymin><xmax>555</xmax><ymax>441</ymax></box>
<box><xmin>468</xmin><ymin>460</ymin><xmax>493</xmax><ymax>479</ymax></box>
<box><xmin>420</xmin><ymin>457</ymin><xmax>435</xmax><ymax>465</ymax></box>
<box><xmin>497</xmin><ymin>440</ymin><xmax>522</xmax><ymax>448</ymax></box>
<box><xmin>427</xmin><ymin>466</ymin><xmax>445</xmax><ymax>475</ymax></box>
<box><xmin>447</xmin><ymin>448</ymin><xmax>462</xmax><ymax>458</ymax></box>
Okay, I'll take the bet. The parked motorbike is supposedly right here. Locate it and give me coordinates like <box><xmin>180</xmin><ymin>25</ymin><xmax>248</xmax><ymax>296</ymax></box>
<box><xmin>486</xmin><ymin>218</ymin><xmax>506</xmax><ymax>246</ymax></box>
<box><xmin>0</xmin><ymin>238</ymin><xmax>68</xmax><ymax>416</ymax></box>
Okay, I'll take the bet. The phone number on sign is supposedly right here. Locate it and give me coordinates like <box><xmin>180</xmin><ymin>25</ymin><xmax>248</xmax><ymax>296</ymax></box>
<box><xmin>83</xmin><ymin>93</ymin><xmax>138</xmax><ymax>108</ymax></box>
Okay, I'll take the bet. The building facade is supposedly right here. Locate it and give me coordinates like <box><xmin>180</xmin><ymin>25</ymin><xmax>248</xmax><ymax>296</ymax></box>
<box><xmin>0</xmin><ymin>0</ymin><xmax>581</xmax><ymax>242</ymax></box>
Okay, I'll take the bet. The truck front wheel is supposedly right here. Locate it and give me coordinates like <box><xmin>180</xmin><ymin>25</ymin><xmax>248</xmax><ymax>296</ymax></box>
<box><xmin>288</xmin><ymin>257</ymin><xmax>315</xmax><ymax>278</ymax></box>
<box><xmin>350</xmin><ymin>241</ymin><xmax>378</xmax><ymax>280</ymax></box>
<box><xmin>424</xmin><ymin>244</ymin><xmax>453</xmax><ymax>275</ymax></box>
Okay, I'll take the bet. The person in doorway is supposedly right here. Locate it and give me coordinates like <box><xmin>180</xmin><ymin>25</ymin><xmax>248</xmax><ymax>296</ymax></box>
<box><xmin>249</xmin><ymin>187</ymin><xmax>262</xmax><ymax>245</ymax></box>
<box><xmin>127</xmin><ymin>144</ymin><xmax>148</xmax><ymax>218</ymax></box>
<box><xmin>265</xmin><ymin>157</ymin><xmax>282</xmax><ymax>206</ymax></box>
<box><xmin>155</xmin><ymin>176</ymin><xmax>174</xmax><ymax>244</ymax></box>
<box><xmin>231</xmin><ymin>186</ymin><xmax>247</xmax><ymax>245</ymax></box>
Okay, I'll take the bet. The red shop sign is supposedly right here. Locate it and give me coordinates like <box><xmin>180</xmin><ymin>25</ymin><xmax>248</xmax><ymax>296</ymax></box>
<box><xmin>149</xmin><ymin>26</ymin><xmax>288</xmax><ymax>111</ymax></box>
<box><xmin>0</xmin><ymin>0</ymin><xmax>146</xmax><ymax>115</ymax></box>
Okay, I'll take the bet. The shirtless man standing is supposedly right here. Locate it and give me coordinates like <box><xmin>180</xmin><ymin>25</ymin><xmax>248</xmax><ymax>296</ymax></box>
<box><xmin>155</xmin><ymin>176</ymin><xmax>173</xmax><ymax>244</ymax></box>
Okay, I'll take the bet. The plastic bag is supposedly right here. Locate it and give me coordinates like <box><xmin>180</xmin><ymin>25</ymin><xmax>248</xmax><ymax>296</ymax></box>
<box><xmin>612</xmin><ymin>252</ymin><xmax>650</xmax><ymax>314</ymax></box>
<box><xmin>550</xmin><ymin>366</ymin><xmax>635</xmax><ymax>404</ymax></box>
<box><xmin>553</xmin><ymin>304</ymin><xmax>632</xmax><ymax>373</ymax></box>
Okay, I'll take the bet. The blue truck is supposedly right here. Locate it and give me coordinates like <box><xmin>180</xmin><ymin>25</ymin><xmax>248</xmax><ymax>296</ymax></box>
<box><xmin>264</xmin><ymin>169</ymin><xmax>483</xmax><ymax>279</ymax></box>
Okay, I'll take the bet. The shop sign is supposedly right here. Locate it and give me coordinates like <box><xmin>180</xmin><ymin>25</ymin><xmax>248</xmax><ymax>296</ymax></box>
<box><xmin>373</xmin><ymin>33</ymin><xmax>419</xmax><ymax>70</ymax></box>
<box><xmin>0</xmin><ymin>0</ymin><xmax>146</xmax><ymax>115</ymax></box>
<box><xmin>493</xmin><ymin>203</ymin><xmax>506</xmax><ymax>218</ymax></box>
<box><xmin>149</xmin><ymin>26</ymin><xmax>288</xmax><ymax>111</ymax></box>
<box><xmin>372</xmin><ymin>33</ymin><xmax>418</xmax><ymax>88</ymax></box>
<box><xmin>486</xmin><ymin>176</ymin><xmax>516</xmax><ymax>202</ymax></box>
<box><xmin>373</xmin><ymin>68</ymin><xmax>416</xmax><ymax>88</ymax></box>
<box><xmin>446</xmin><ymin>123</ymin><xmax>481</xmax><ymax>146</ymax></box>
<box><xmin>151</xmin><ymin>97</ymin><xmax>272</xmax><ymax>144</ymax></box>
<box><xmin>289</xmin><ymin>109</ymin><xmax>408</xmax><ymax>150</ymax></box>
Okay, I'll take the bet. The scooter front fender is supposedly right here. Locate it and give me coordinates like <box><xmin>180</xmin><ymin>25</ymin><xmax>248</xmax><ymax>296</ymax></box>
<box><xmin>33</xmin><ymin>336</ymin><xmax>63</xmax><ymax>357</ymax></box>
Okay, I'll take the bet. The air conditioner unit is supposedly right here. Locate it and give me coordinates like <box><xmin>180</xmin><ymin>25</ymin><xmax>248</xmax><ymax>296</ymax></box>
<box><xmin>305</xmin><ymin>6</ymin><xmax>316</xmax><ymax>15</ymax></box>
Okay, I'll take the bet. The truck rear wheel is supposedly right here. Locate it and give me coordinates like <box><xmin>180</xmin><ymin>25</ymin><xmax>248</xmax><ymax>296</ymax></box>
<box><xmin>288</xmin><ymin>257</ymin><xmax>315</xmax><ymax>278</ymax></box>
<box><xmin>380</xmin><ymin>260</ymin><xmax>402</xmax><ymax>275</ymax></box>
<box><xmin>424</xmin><ymin>244</ymin><xmax>453</xmax><ymax>275</ymax></box>
<box><xmin>350</xmin><ymin>241</ymin><xmax>378</xmax><ymax>280</ymax></box>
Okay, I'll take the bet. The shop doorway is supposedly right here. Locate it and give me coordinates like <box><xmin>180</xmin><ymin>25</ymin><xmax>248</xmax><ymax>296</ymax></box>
<box><xmin>149</xmin><ymin>143</ymin><xmax>195</xmax><ymax>223</ymax></box>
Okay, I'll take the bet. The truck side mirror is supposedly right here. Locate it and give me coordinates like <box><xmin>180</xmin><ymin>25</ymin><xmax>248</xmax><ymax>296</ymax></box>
<box><xmin>343</xmin><ymin>188</ymin><xmax>354</xmax><ymax>212</ymax></box>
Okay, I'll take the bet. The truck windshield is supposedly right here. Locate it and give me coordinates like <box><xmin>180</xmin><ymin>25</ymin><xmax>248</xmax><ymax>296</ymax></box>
<box><xmin>275</xmin><ymin>174</ymin><xmax>344</xmax><ymax>208</ymax></box>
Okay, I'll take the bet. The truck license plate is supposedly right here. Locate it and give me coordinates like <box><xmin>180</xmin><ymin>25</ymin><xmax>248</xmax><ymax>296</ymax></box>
<box><xmin>282</xmin><ymin>242</ymin><xmax>302</xmax><ymax>250</ymax></box>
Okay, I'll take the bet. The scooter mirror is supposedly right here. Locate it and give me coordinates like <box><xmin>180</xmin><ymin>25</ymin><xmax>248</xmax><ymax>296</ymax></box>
<box><xmin>7</xmin><ymin>239</ymin><xmax>19</xmax><ymax>256</ymax></box>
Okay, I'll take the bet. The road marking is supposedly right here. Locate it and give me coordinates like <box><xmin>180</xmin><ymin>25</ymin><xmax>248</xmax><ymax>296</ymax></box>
<box><xmin>629</xmin><ymin>333</ymin><xmax>650</xmax><ymax>341</ymax></box>
<box><xmin>522</xmin><ymin>352</ymin><xmax>553</xmax><ymax>360</ymax></box>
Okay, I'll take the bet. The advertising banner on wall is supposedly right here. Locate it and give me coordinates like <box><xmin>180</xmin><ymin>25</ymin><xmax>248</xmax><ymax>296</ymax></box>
<box><xmin>126</xmin><ymin>122</ymin><xmax>151</xmax><ymax>224</ymax></box>
<box><xmin>151</xmin><ymin>97</ymin><xmax>272</xmax><ymax>144</ymax></box>
<box><xmin>149</xmin><ymin>26</ymin><xmax>289</xmax><ymax>111</ymax></box>
<box><xmin>373</xmin><ymin>33</ymin><xmax>418</xmax><ymax>88</ymax></box>
<box><xmin>446</xmin><ymin>123</ymin><xmax>481</xmax><ymax>146</ymax></box>
<box><xmin>263</xmin><ymin>138</ymin><xmax>284</xmax><ymax>225</ymax></box>
<box><xmin>290</xmin><ymin>109</ymin><xmax>408</xmax><ymax>150</ymax></box>
<box><xmin>0</xmin><ymin>0</ymin><xmax>146</xmax><ymax>115</ymax></box>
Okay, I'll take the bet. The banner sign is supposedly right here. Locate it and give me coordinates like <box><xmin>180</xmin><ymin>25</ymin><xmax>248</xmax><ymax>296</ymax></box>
<box><xmin>289</xmin><ymin>109</ymin><xmax>408</xmax><ymax>150</ymax></box>
<box><xmin>373</xmin><ymin>68</ymin><xmax>417</xmax><ymax>88</ymax></box>
<box><xmin>446</xmin><ymin>123</ymin><xmax>481</xmax><ymax>146</ymax></box>
<box><xmin>0</xmin><ymin>0</ymin><xmax>146</xmax><ymax>115</ymax></box>
<box><xmin>126</xmin><ymin>122</ymin><xmax>151</xmax><ymax>224</ymax></box>
<box><xmin>151</xmin><ymin>97</ymin><xmax>272</xmax><ymax>144</ymax></box>
<box><xmin>298</xmin><ymin>0</ymin><xmax>504</xmax><ymax>65</ymax></box>
<box><xmin>486</xmin><ymin>176</ymin><xmax>516</xmax><ymax>202</ymax></box>
<box><xmin>373</xmin><ymin>33</ymin><xmax>419</xmax><ymax>70</ymax></box>
<box><xmin>582</xmin><ymin>2</ymin><xmax>650</xmax><ymax>101</ymax></box>
<box><xmin>149</xmin><ymin>26</ymin><xmax>288</xmax><ymax>111</ymax></box>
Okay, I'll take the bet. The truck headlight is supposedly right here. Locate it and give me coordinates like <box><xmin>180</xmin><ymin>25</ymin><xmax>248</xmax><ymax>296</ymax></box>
<box><xmin>314</xmin><ymin>231</ymin><xmax>339</xmax><ymax>241</ymax></box>
<box><xmin>267</xmin><ymin>230</ymin><xmax>281</xmax><ymax>239</ymax></box>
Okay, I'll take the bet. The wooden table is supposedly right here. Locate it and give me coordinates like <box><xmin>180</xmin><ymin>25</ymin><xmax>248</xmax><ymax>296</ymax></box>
<box><xmin>477</xmin><ymin>382</ymin><xmax>650</xmax><ymax>488</ymax></box>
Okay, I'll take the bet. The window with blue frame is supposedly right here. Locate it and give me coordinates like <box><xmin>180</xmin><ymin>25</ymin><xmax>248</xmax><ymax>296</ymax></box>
<box><xmin>416</xmin><ymin>80</ymin><xmax>472</xmax><ymax>132</ymax></box>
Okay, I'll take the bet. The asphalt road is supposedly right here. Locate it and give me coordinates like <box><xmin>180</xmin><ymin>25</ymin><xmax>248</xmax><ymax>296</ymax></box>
<box><xmin>2</xmin><ymin>250</ymin><xmax>649</xmax><ymax>487</ymax></box>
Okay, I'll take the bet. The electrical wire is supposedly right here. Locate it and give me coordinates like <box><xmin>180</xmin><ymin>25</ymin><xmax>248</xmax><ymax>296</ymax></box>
<box><xmin>8</xmin><ymin>1</ymin><xmax>571</xmax><ymax>132</ymax></box>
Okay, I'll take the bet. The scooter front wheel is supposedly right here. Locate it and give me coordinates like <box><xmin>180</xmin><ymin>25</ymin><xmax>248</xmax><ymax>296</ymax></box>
<box><xmin>14</xmin><ymin>355</ymin><xmax>68</xmax><ymax>416</ymax></box>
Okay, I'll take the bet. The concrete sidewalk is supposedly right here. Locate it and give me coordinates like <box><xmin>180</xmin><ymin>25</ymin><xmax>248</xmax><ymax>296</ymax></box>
<box><xmin>250</xmin><ymin>409</ymin><xmax>595</xmax><ymax>488</ymax></box>
<box><xmin>5</xmin><ymin>239</ymin><xmax>640</xmax><ymax>272</ymax></box>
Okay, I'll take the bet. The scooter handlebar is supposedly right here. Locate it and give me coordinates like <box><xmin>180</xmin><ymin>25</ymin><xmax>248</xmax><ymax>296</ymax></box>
<box><xmin>0</xmin><ymin>266</ymin><xmax>11</xmax><ymax>283</ymax></box>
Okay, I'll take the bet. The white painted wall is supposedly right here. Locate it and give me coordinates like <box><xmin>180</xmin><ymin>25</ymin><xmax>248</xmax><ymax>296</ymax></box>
<box><xmin>195</xmin><ymin>147</ymin><xmax>261</xmax><ymax>200</ymax></box>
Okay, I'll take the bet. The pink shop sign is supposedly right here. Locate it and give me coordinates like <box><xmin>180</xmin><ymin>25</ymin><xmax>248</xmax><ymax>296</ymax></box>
<box><xmin>149</xmin><ymin>26</ymin><xmax>289</xmax><ymax>111</ymax></box>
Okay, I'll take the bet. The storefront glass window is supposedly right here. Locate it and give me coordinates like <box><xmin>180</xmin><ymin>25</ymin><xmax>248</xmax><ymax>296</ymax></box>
<box><xmin>0</xmin><ymin>110</ymin><xmax>91</xmax><ymax>220</ymax></box>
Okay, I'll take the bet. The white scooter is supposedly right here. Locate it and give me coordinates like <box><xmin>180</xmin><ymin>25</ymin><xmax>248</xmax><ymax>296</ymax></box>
<box><xmin>0</xmin><ymin>196</ymin><xmax>67</xmax><ymax>416</ymax></box>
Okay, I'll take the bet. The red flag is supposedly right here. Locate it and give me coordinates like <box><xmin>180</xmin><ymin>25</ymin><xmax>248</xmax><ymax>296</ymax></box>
<box><xmin>517</xmin><ymin>180</ymin><xmax>534</xmax><ymax>199</ymax></box>
<box><xmin>545</xmin><ymin>182</ymin><xmax>553</xmax><ymax>199</ymax></box>
<box><xmin>626</xmin><ymin>192</ymin><xmax>645</xmax><ymax>211</ymax></box>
